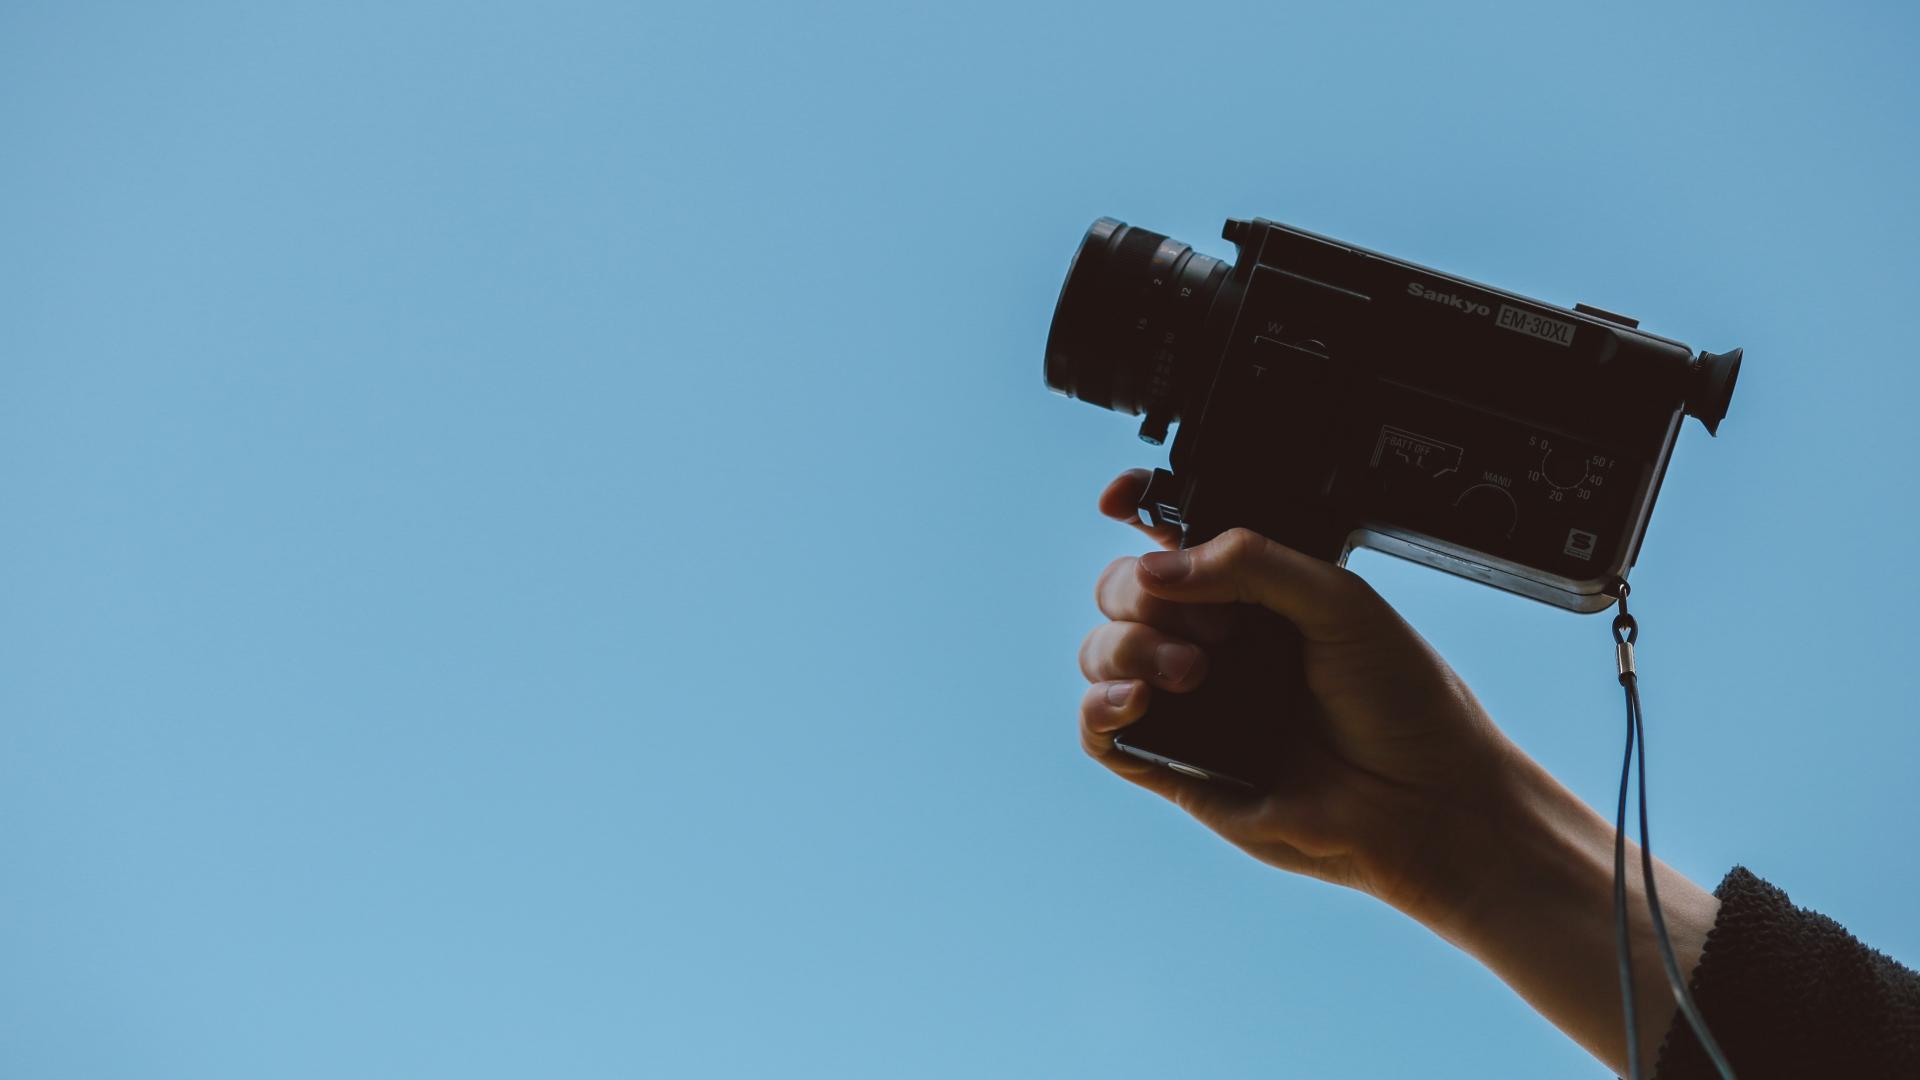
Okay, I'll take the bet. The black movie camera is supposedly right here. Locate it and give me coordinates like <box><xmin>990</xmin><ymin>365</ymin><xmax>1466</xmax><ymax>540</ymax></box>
<box><xmin>1045</xmin><ymin>216</ymin><xmax>1741</xmax><ymax>788</ymax></box>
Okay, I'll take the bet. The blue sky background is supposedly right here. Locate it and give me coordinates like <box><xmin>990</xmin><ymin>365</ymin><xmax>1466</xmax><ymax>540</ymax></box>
<box><xmin>4</xmin><ymin>2</ymin><xmax>1917</xmax><ymax>1077</ymax></box>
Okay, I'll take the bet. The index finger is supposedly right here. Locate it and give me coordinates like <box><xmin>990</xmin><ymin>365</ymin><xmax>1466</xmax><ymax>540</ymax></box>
<box><xmin>1098</xmin><ymin>469</ymin><xmax>1183</xmax><ymax>551</ymax></box>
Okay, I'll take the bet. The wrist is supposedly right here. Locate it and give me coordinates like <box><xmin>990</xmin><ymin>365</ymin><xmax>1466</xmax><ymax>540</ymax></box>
<box><xmin>1363</xmin><ymin>737</ymin><xmax>1591</xmax><ymax>945</ymax></box>
<box><xmin>1362</xmin><ymin>735</ymin><xmax>1718</xmax><ymax>1076</ymax></box>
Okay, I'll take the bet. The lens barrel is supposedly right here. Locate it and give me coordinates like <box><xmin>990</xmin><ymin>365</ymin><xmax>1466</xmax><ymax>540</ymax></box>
<box><xmin>1044</xmin><ymin>219</ymin><xmax>1229</xmax><ymax>429</ymax></box>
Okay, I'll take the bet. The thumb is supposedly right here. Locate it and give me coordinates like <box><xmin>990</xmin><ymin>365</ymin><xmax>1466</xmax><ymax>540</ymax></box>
<box><xmin>1134</xmin><ymin>528</ymin><xmax>1382</xmax><ymax>644</ymax></box>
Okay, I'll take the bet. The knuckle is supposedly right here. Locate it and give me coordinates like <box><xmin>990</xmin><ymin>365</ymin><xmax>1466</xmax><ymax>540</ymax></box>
<box><xmin>1081</xmin><ymin>731</ymin><xmax>1110</xmax><ymax>761</ymax></box>
<box><xmin>1094</xmin><ymin>556</ymin><xmax>1133</xmax><ymax>608</ymax></box>
<box><xmin>1086</xmin><ymin>620</ymin><xmax>1160</xmax><ymax>678</ymax></box>
<box><xmin>1079</xmin><ymin>621</ymin><xmax>1140</xmax><ymax>678</ymax></box>
<box><xmin>1214</xmin><ymin>527</ymin><xmax>1268</xmax><ymax>569</ymax></box>
<box><xmin>1077</xmin><ymin>706</ymin><xmax>1114</xmax><ymax>758</ymax></box>
<box><xmin>1077</xmin><ymin>625</ymin><xmax>1105</xmax><ymax>677</ymax></box>
<box><xmin>1112</xmin><ymin>620</ymin><xmax>1157</xmax><ymax>662</ymax></box>
<box><xmin>1212</xmin><ymin>529</ymin><xmax>1274</xmax><ymax>598</ymax></box>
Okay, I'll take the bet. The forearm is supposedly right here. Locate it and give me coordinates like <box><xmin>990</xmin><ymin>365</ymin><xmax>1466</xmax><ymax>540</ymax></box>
<box><xmin>1379</xmin><ymin>742</ymin><xmax>1718</xmax><ymax>1077</ymax></box>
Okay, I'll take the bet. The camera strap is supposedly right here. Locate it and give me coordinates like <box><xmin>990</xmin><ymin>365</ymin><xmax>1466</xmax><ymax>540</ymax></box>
<box><xmin>1610</xmin><ymin>583</ymin><xmax>1737</xmax><ymax>1080</ymax></box>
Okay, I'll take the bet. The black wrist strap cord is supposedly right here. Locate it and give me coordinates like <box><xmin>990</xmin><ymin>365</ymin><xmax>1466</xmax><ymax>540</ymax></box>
<box><xmin>1611</xmin><ymin>584</ymin><xmax>1737</xmax><ymax>1080</ymax></box>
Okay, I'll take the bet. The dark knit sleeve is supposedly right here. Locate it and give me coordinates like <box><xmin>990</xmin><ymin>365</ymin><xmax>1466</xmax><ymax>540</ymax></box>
<box><xmin>1653</xmin><ymin>866</ymin><xmax>1920</xmax><ymax>1079</ymax></box>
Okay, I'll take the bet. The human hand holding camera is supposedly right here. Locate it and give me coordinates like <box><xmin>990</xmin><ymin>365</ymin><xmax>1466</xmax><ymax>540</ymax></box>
<box><xmin>1076</xmin><ymin>468</ymin><xmax>1719</xmax><ymax>1077</ymax></box>
<box><xmin>1077</xmin><ymin>468</ymin><xmax>1516</xmax><ymax>922</ymax></box>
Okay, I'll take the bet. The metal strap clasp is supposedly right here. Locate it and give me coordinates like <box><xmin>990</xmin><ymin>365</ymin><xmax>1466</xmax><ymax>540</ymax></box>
<box><xmin>1612</xmin><ymin>581</ymin><xmax>1638</xmax><ymax>684</ymax></box>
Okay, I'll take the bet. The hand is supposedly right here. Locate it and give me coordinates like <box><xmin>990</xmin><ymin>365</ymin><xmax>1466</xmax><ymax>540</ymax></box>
<box><xmin>1077</xmin><ymin>469</ymin><xmax>1518</xmax><ymax>918</ymax></box>
<box><xmin>1078</xmin><ymin>470</ymin><xmax>1724</xmax><ymax>1077</ymax></box>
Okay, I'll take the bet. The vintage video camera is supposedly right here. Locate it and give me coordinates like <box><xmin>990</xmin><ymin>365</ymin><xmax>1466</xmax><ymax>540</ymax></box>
<box><xmin>1045</xmin><ymin>216</ymin><xmax>1741</xmax><ymax>788</ymax></box>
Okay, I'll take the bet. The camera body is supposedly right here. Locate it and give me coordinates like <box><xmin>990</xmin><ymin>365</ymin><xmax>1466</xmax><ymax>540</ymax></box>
<box><xmin>1045</xmin><ymin>216</ymin><xmax>1741</xmax><ymax>785</ymax></box>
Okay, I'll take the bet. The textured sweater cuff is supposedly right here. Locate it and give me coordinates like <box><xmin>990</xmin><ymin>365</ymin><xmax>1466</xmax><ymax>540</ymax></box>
<box><xmin>1651</xmin><ymin>865</ymin><xmax>1920</xmax><ymax>1079</ymax></box>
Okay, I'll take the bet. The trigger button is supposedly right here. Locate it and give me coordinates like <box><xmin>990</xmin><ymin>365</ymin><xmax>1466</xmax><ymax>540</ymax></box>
<box><xmin>1137</xmin><ymin>468</ymin><xmax>1188</xmax><ymax>529</ymax></box>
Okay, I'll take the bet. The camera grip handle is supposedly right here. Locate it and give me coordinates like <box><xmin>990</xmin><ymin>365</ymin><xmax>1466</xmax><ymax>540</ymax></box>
<box><xmin>1113</xmin><ymin>505</ymin><xmax>1348</xmax><ymax>790</ymax></box>
<box><xmin>1112</xmin><ymin>602</ymin><xmax>1307</xmax><ymax>790</ymax></box>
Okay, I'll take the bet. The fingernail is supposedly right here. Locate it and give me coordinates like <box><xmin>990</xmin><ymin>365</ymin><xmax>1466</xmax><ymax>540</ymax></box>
<box><xmin>1139</xmin><ymin>550</ymin><xmax>1191</xmax><ymax>582</ymax></box>
<box><xmin>1091</xmin><ymin>683</ymin><xmax>1135</xmax><ymax>732</ymax></box>
<box><xmin>1155</xmin><ymin>642</ymin><xmax>1200</xmax><ymax>684</ymax></box>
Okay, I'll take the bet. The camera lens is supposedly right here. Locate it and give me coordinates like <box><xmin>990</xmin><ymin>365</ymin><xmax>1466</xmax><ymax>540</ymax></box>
<box><xmin>1687</xmin><ymin>347</ymin><xmax>1742</xmax><ymax>436</ymax></box>
<box><xmin>1044</xmin><ymin>218</ymin><xmax>1230</xmax><ymax>423</ymax></box>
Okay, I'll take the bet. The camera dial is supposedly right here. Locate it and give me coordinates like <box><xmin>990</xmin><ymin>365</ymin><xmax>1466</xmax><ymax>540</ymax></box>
<box><xmin>1540</xmin><ymin>448</ymin><xmax>1591</xmax><ymax>490</ymax></box>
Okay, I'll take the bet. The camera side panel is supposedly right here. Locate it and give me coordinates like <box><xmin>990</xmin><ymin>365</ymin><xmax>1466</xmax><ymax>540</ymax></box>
<box><xmin>1176</xmin><ymin>251</ymin><xmax>1687</xmax><ymax>610</ymax></box>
